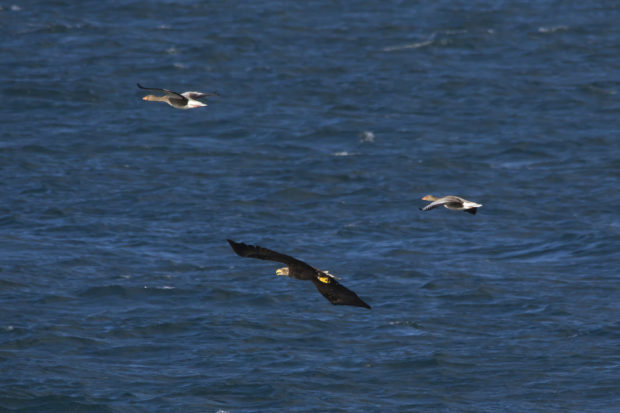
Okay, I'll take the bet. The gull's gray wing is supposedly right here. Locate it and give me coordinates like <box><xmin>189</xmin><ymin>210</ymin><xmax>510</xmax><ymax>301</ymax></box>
<box><xmin>137</xmin><ymin>83</ymin><xmax>186</xmax><ymax>100</ymax></box>
<box><xmin>181</xmin><ymin>91</ymin><xmax>220</xmax><ymax>100</ymax></box>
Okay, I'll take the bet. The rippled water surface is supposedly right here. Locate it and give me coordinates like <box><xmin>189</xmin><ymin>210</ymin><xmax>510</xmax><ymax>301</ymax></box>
<box><xmin>1</xmin><ymin>1</ymin><xmax>619</xmax><ymax>412</ymax></box>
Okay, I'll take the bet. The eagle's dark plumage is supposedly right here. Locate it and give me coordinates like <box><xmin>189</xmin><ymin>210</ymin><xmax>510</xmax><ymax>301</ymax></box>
<box><xmin>227</xmin><ymin>239</ymin><xmax>371</xmax><ymax>309</ymax></box>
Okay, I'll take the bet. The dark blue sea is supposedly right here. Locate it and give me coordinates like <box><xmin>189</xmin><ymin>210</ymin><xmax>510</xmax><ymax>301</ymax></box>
<box><xmin>2</xmin><ymin>1</ymin><xmax>619</xmax><ymax>411</ymax></box>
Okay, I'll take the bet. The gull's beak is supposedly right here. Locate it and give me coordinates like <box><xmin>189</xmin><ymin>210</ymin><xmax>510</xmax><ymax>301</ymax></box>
<box><xmin>142</xmin><ymin>96</ymin><xmax>148</xmax><ymax>100</ymax></box>
<box><xmin>275</xmin><ymin>269</ymin><xmax>284</xmax><ymax>276</ymax></box>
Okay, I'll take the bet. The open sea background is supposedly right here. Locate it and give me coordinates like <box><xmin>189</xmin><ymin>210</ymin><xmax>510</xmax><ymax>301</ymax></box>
<box><xmin>1</xmin><ymin>0</ymin><xmax>619</xmax><ymax>411</ymax></box>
